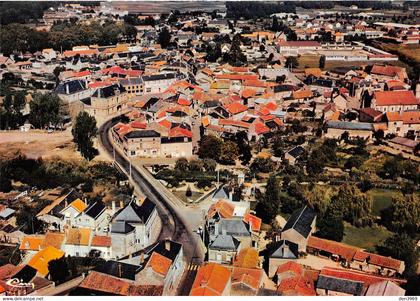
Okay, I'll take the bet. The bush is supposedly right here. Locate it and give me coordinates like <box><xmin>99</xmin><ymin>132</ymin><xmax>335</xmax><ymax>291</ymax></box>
<box><xmin>197</xmin><ymin>178</ymin><xmax>212</xmax><ymax>189</ymax></box>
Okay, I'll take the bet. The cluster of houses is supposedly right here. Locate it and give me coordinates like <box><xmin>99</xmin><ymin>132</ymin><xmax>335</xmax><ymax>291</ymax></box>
<box><xmin>188</xmin><ymin>195</ymin><xmax>407</xmax><ymax>296</ymax></box>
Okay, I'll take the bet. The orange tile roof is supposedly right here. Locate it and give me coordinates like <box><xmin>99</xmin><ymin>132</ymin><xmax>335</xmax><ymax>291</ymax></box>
<box><xmin>255</xmin><ymin>122</ymin><xmax>270</xmax><ymax>135</ymax></box>
<box><xmin>242</xmin><ymin>88</ymin><xmax>257</xmax><ymax>99</ymax></box>
<box><xmin>19</xmin><ymin>236</ymin><xmax>44</xmax><ymax>251</ymax></box>
<box><xmin>353</xmin><ymin>251</ymin><xmax>403</xmax><ymax>271</ymax></box>
<box><xmin>293</xmin><ymin>89</ymin><xmax>313</xmax><ymax>99</ymax></box>
<box><xmin>219</xmin><ymin>119</ymin><xmax>251</xmax><ymax>129</ymax></box>
<box><xmin>276</xmin><ymin>261</ymin><xmax>303</xmax><ymax>277</ymax></box>
<box><xmin>72</xmin><ymin>70</ymin><xmax>91</xmax><ymax>78</ymax></box>
<box><xmin>69</xmin><ymin>198</ymin><xmax>87</xmax><ymax>213</ymax></box>
<box><xmin>243</xmin><ymin>213</ymin><xmax>262</xmax><ymax>232</ymax></box>
<box><xmin>224</xmin><ymin>102</ymin><xmax>248</xmax><ymax>115</ymax></box>
<box><xmin>63</xmin><ymin>49</ymin><xmax>99</xmax><ymax>57</ymax></box>
<box><xmin>371</xmin><ymin>65</ymin><xmax>405</xmax><ymax>78</ymax></box>
<box><xmin>91</xmin><ymin>235</ymin><xmax>112</xmax><ymax>248</ymax></box>
<box><xmin>28</xmin><ymin>246</ymin><xmax>65</xmax><ymax>276</ymax></box>
<box><xmin>386</xmin><ymin>111</ymin><xmax>420</xmax><ymax>124</ymax></box>
<box><xmin>243</xmin><ymin>79</ymin><xmax>268</xmax><ymax>88</ymax></box>
<box><xmin>374</xmin><ymin>90</ymin><xmax>418</xmax><ymax>106</ymax></box>
<box><xmin>215</xmin><ymin>74</ymin><xmax>258</xmax><ymax>81</ymax></box>
<box><xmin>264</xmin><ymin>101</ymin><xmax>278</xmax><ymax>111</ymax></box>
<box><xmin>168</xmin><ymin>126</ymin><xmax>193</xmax><ymax>138</ymax></box>
<box><xmin>385</xmin><ymin>80</ymin><xmax>406</xmax><ymax>90</ymax></box>
<box><xmin>177</xmin><ymin>98</ymin><xmax>192</xmax><ymax>106</ymax></box>
<box><xmin>190</xmin><ymin>263</ymin><xmax>231</xmax><ymax>296</ymax></box>
<box><xmin>207</xmin><ymin>200</ymin><xmax>235</xmax><ymax>219</ymax></box>
<box><xmin>66</xmin><ymin>228</ymin><xmax>91</xmax><ymax>246</ymax></box>
<box><xmin>202</xmin><ymin>115</ymin><xmax>210</xmax><ymax>127</ymax></box>
<box><xmin>307</xmin><ymin>236</ymin><xmax>360</xmax><ymax>261</ymax></box>
<box><xmin>233</xmin><ymin>248</ymin><xmax>259</xmax><ymax>269</ymax></box>
<box><xmin>305</xmin><ymin>68</ymin><xmax>322</xmax><ymax>78</ymax></box>
<box><xmin>277</xmin><ymin>274</ymin><xmax>316</xmax><ymax>296</ymax></box>
<box><xmin>146</xmin><ymin>252</ymin><xmax>173</xmax><ymax>276</ymax></box>
<box><xmin>41</xmin><ymin>232</ymin><xmax>65</xmax><ymax>250</ymax></box>
<box><xmin>158</xmin><ymin>119</ymin><xmax>172</xmax><ymax>129</ymax></box>
<box><xmin>130</xmin><ymin>121</ymin><xmax>147</xmax><ymax>129</ymax></box>
<box><xmin>231</xmin><ymin>267</ymin><xmax>263</xmax><ymax>290</ymax></box>
<box><xmin>79</xmin><ymin>271</ymin><xmax>163</xmax><ymax>296</ymax></box>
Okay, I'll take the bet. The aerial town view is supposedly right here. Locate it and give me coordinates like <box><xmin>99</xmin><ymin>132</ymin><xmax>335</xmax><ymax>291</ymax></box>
<box><xmin>0</xmin><ymin>1</ymin><xmax>419</xmax><ymax>299</ymax></box>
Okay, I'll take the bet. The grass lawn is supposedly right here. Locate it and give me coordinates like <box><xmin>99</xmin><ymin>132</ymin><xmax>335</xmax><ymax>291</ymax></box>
<box><xmin>342</xmin><ymin>222</ymin><xmax>392</xmax><ymax>252</ymax></box>
<box><xmin>368</xmin><ymin>188</ymin><xmax>396</xmax><ymax>216</ymax></box>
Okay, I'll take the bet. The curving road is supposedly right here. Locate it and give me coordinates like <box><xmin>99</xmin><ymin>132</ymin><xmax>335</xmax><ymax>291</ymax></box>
<box><xmin>98</xmin><ymin>117</ymin><xmax>205</xmax><ymax>295</ymax></box>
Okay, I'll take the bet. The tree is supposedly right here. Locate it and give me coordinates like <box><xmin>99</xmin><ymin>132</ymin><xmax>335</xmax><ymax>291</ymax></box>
<box><xmin>227</xmin><ymin>34</ymin><xmax>246</xmax><ymax>66</ymax></box>
<box><xmin>319</xmin><ymin>55</ymin><xmax>326</xmax><ymax>69</ymax></box>
<box><xmin>29</xmin><ymin>93</ymin><xmax>61</xmax><ymax>129</ymax></box>
<box><xmin>380</xmin><ymin>193</ymin><xmax>420</xmax><ymax>235</ymax></box>
<box><xmin>198</xmin><ymin>135</ymin><xmax>223</xmax><ymax>160</ymax></box>
<box><xmin>175</xmin><ymin>157</ymin><xmax>189</xmax><ymax>172</ymax></box>
<box><xmin>158</xmin><ymin>27</ymin><xmax>171</xmax><ymax>48</ymax></box>
<box><xmin>48</xmin><ymin>257</ymin><xmax>69</xmax><ymax>284</ymax></box>
<box><xmin>285</xmin><ymin>56</ymin><xmax>299</xmax><ymax>69</ymax></box>
<box><xmin>185</xmin><ymin>185</ymin><xmax>192</xmax><ymax>197</ymax></box>
<box><xmin>256</xmin><ymin>175</ymin><xmax>281</xmax><ymax>223</ymax></box>
<box><xmin>203</xmin><ymin>158</ymin><xmax>217</xmax><ymax>172</ymax></box>
<box><xmin>251</xmin><ymin>157</ymin><xmax>275</xmax><ymax>173</ymax></box>
<box><xmin>316</xmin><ymin>206</ymin><xmax>344</xmax><ymax>241</ymax></box>
<box><xmin>219</xmin><ymin>141</ymin><xmax>239</xmax><ymax>165</ymax></box>
<box><xmin>189</xmin><ymin>159</ymin><xmax>204</xmax><ymax>172</ymax></box>
<box><xmin>330</xmin><ymin>184</ymin><xmax>371</xmax><ymax>226</ymax></box>
<box><xmin>373</xmin><ymin>129</ymin><xmax>384</xmax><ymax>144</ymax></box>
<box><xmin>305</xmin><ymin>185</ymin><xmax>331</xmax><ymax>217</ymax></box>
<box><xmin>72</xmin><ymin>112</ymin><xmax>98</xmax><ymax>160</ymax></box>
<box><xmin>378</xmin><ymin>233</ymin><xmax>419</xmax><ymax>277</ymax></box>
<box><xmin>271</xmin><ymin>16</ymin><xmax>279</xmax><ymax>31</ymax></box>
<box><xmin>344</xmin><ymin>155</ymin><xmax>364</xmax><ymax>170</ymax></box>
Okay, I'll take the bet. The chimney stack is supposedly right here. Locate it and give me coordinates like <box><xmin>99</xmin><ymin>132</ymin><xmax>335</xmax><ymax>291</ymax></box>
<box><xmin>117</xmin><ymin>263</ymin><xmax>122</xmax><ymax>278</ymax></box>
<box><xmin>112</xmin><ymin>201</ymin><xmax>116</xmax><ymax>215</ymax></box>
<box><xmin>140</xmin><ymin>252</ymin><xmax>145</xmax><ymax>264</ymax></box>
<box><xmin>65</xmin><ymin>83</ymin><xmax>70</xmax><ymax>94</ymax></box>
<box><xmin>120</xmin><ymin>200</ymin><xmax>124</xmax><ymax>209</ymax></box>
<box><xmin>165</xmin><ymin>240</ymin><xmax>171</xmax><ymax>251</ymax></box>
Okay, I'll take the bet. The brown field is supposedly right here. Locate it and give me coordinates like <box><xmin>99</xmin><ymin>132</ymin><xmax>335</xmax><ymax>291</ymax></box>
<box><xmin>374</xmin><ymin>42</ymin><xmax>420</xmax><ymax>63</ymax></box>
<box><xmin>0</xmin><ymin>129</ymin><xmax>109</xmax><ymax>161</ymax></box>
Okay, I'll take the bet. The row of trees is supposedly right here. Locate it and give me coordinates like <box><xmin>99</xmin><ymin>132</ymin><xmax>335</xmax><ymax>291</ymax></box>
<box><xmin>0</xmin><ymin>20</ymin><xmax>137</xmax><ymax>56</ymax></box>
<box><xmin>198</xmin><ymin>135</ymin><xmax>239</xmax><ymax>165</ymax></box>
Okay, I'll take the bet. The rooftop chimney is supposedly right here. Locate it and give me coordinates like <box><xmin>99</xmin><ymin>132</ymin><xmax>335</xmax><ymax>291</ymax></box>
<box><xmin>112</xmin><ymin>201</ymin><xmax>116</xmax><ymax>215</ymax></box>
<box><xmin>65</xmin><ymin>83</ymin><xmax>70</xmax><ymax>94</ymax></box>
<box><xmin>165</xmin><ymin>240</ymin><xmax>171</xmax><ymax>251</ymax></box>
<box><xmin>140</xmin><ymin>252</ymin><xmax>145</xmax><ymax>265</ymax></box>
<box><xmin>117</xmin><ymin>263</ymin><xmax>122</xmax><ymax>278</ymax></box>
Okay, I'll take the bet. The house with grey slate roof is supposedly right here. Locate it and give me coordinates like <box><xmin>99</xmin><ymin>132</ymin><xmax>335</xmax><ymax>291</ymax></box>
<box><xmin>267</xmin><ymin>240</ymin><xmax>299</xmax><ymax>277</ymax></box>
<box><xmin>280</xmin><ymin>205</ymin><xmax>316</xmax><ymax>252</ymax></box>
<box><xmin>110</xmin><ymin>199</ymin><xmax>159</xmax><ymax>259</ymax></box>
<box><xmin>208</xmin><ymin>234</ymin><xmax>241</xmax><ymax>264</ymax></box>
<box><xmin>316</xmin><ymin>275</ymin><xmax>364</xmax><ymax>296</ymax></box>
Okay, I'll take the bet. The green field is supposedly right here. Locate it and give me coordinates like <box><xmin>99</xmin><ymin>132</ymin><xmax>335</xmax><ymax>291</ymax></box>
<box><xmin>342</xmin><ymin>222</ymin><xmax>392</xmax><ymax>252</ymax></box>
<box><xmin>368</xmin><ymin>188</ymin><xmax>396</xmax><ymax>216</ymax></box>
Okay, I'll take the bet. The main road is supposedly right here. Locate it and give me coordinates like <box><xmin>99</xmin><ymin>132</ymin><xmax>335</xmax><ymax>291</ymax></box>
<box><xmin>98</xmin><ymin>118</ymin><xmax>205</xmax><ymax>295</ymax></box>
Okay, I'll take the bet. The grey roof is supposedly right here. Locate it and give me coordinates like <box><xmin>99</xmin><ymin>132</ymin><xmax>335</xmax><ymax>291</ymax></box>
<box><xmin>218</xmin><ymin>219</ymin><xmax>250</xmax><ymax>237</ymax></box>
<box><xmin>94</xmin><ymin>260</ymin><xmax>141</xmax><ymax>280</ymax></box>
<box><xmin>326</xmin><ymin>120</ymin><xmax>374</xmax><ymax>131</ymax></box>
<box><xmin>114</xmin><ymin>199</ymin><xmax>156</xmax><ymax>224</ymax></box>
<box><xmin>212</xmin><ymin>185</ymin><xmax>230</xmax><ymax>200</ymax></box>
<box><xmin>55</xmin><ymin>79</ymin><xmax>86</xmax><ymax>95</ymax></box>
<box><xmin>84</xmin><ymin>201</ymin><xmax>106</xmax><ymax>219</ymax></box>
<box><xmin>0</xmin><ymin>208</ymin><xmax>15</xmax><ymax>219</ymax></box>
<box><xmin>282</xmin><ymin>206</ymin><xmax>316</xmax><ymax>239</ymax></box>
<box><xmin>287</xmin><ymin>145</ymin><xmax>305</xmax><ymax>159</ymax></box>
<box><xmin>92</xmin><ymin>84</ymin><xmax>126</xmax><ymax>98</ymax></box>
<box><xmin>111</xmin><ymin>221</ymin><xmax>135</xmax><ymax>234</ymax></box>
<box><xmin>270</xmin><ymin>240</ymin><xmax>299</xmax><ymax>259</ymax></box>
<box><xmin>142</xmin><ymin>73</ymin><xmax>176</xmax><ymax>82</ymax></box>
<box><xmin>209</xmin><ymin>235</ymin><xmax>241</xmax><ymax>251</ymax></box>
<box><xmin>119</xmin><ymin>77</ymin><xmax>144</xmax><ymax>86</ymax></box>
<box><xmin>317</xmin><ymin>275</ymin><xmax>364</xmax><ymax>296</ymax></box>
<box><xmin>124</xmin><ymin>130</ymin><xmax>161</xmax><ymax>139</ymax></box>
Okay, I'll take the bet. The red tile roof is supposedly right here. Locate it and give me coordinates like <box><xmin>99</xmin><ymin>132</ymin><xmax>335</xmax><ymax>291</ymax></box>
<box><xmin>233</xmin><ymin>248</ymin><xmax>259</xmax><ymax>269</ymax></box>
<box><xmin>207</xmin><ymin>200</ymin><xmax>235</xmax><ymax>219</ymax></box>
<box><xmin>386</xmin><ymin>111</ymin><xmax>420</xmax><ymax>124</ymax></box>
<box><xmin>243</xmin><ymin>213</ymin><xmax>262</xmax><ymax>232</ymax></box>
<box><xmin>371</xmin><ymin>65</ymin><xmax>405</xmax><ymax>78</ymax></box>
<box><xmin>91</xmin><ymin>235</ymin><xmax>111</xmax><ymax>248</ymax></box>
<box><xmin>277</xmin><ymin>274</ymin><xmax>316</xmax><ymax>296</ymax></box>
<box><xmin>374</xmin><ymin>90</ymin><xmax>418</xmax><ymax>106</ymax></box>
<box><xmin>231</xmin><ymin>267</ymin><xmax>263</xmax><ymax>290</ymax></box>
<box><xmin>130</xmin><ymin>121</ymin><xmax>147</xmax><ymax>129</ymax></box>
<box><xmin>190</xmin><ymin>263</ymin><xmax>231</xmax><ymax>296</ymax></box>
<box><xmin>177</xmin><ymin>98</ymin><xmax>192</xmax><ymax>106</ymax></box>
<box><xmin>219</xmin><ymin>119</ymin><xmax>251</xmax><ymax>129</ymax></box>
<box><xmin>353</xmin><ymin>251</ymin><xmax>403</xmax><ymax>271</ymax></box>
<box><xmin>146</xmin><ymin>252</ymin><xmax>173</xmax><ymax>276</ymax></box>
<box><xmin>278</xmin><ymin>41</ymin><xmax>321</xmax><ymax>47</ymax></box>
<box><xmin>72</xmin><ymin>70</ymin><xmax>91</xmax><ymax>78</ymax></box>
<box><xmin>307</xmin><ymin>236</ymin><xmax>360</xmax><ymax>261</ymax></box>
<box><xmin>224</xmin><ymin>102</ymin><xmax>248</xmax><ymax>115</ymax></box>
<box><xmin>168</xmin><ymin>126</ymin><xmax>193</xmax><ymax>138</ymax></box>
<box><xmin>215</xmin><ymin>74</ymin><xmax>259</xmax><ymax>81</ymax></box>
<box><xmin>79</xmin><ymin>271</ymin><xmax>163</xmax><ymax>296</ymax></box>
